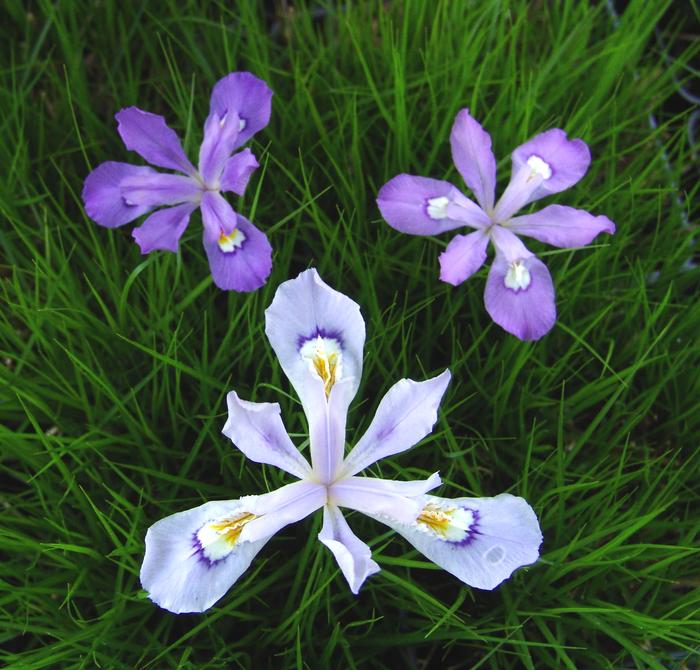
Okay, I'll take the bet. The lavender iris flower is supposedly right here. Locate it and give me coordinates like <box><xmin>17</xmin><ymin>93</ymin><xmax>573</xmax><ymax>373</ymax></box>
<box><xmin>82</xmin><ymin>72</ymin><xmax>273</xmax><ymax>292</ymax></box>
<box><xmin>377</xmin><ymin>110</ymin><xmax>616</xmax><ymax>340</ymax></box>
<box><xmin>140</xmin><ymin>269</ymin><xmax>542</xmax><ymax>613</ymax></box>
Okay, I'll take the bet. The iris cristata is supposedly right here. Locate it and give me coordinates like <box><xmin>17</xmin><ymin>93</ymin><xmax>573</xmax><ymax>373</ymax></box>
<box><xmin>82</xmin><ymin>72</ymin><xmax>273</xmax><ymax>292</ymax></box>
<box><xmin>377</xmin><ymin>110</ymin><xmax>616</xmax><ymax>340</ymax></box>
<box><xmin>140</xmin><ymin>269</ymin><xmax>542</xmax><ymax>613</ymax></box>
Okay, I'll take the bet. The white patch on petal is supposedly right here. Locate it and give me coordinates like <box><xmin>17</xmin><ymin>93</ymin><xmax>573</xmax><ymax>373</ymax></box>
<box><xmin>415</xmin><ymin>502</ymin><xmax>476</xmax><ymax>543</ymax></box>
<box><xmin>195</xmin><ymin>511</ymin><xmax>257</xmax><ymax>562</ymax></box>
<box><xmin>218</xmin><ymin>227</ymin><xmax>246</xmax><ymax>253</ymax></box>
<box><xmin>299</xmin><ymin>336</ymin><xmax>343</xmax><ymax>398</ymax></box>
<box><xmin>219</xmin><ymin>113</ymin><xmax>228</xmax><ymax>128</ymax></box>
<box><xmin>426</xmin><ymin>196</ymin><xmax>450</xmax><ymax>220</ymax></box>
<box><xmin>504</xmin><ymin>260</ymin><xmax>531</xmax><ymax>291</ymax></box>
<box><xmin>238</xmin><ymin>118</ymin><xmax>247</xmax><ymax>132</ymax></box>
<box><xmin>526</xmin><ymin>155</ymin><xmax>552</xmax><ymax>180</ymax></box>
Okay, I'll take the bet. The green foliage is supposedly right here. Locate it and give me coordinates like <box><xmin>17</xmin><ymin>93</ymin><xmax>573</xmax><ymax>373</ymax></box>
<box><xmin>1</xmin><ymin>0</ymin><xmax>698</xmax><ymax>667</ymax></box>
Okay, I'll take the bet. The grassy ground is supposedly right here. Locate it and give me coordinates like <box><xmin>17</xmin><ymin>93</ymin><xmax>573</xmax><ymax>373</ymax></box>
<box><xmin>1</xmin><ymin>1</ymin><xmax>699</xmax><ymax>668</ymax></box>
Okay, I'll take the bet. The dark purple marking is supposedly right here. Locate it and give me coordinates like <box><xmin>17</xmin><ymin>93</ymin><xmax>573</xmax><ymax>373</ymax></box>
<box><xmin>191</xmin><ymin>528</ymin><xmax>230</xmax><ymax>569</ymax></box>
<box><xmin>451</xmin><ymin>507</ymin><xmax>482</xmax><ymax>547</ymax></box>
<box><xmin>296</xmin><ymin>327</ymin><xmax>344</xmax><ymax>351</ymax></box>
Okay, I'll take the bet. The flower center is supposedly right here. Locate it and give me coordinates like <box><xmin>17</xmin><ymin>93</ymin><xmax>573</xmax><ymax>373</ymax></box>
<box><xmin>218</xmin><ymin>228</ymin><xmax>246</xmax><ymax>253</ymax></box>
<box><xmin>426</xmin><ymin>196</ymin><xmax>450</xmax><ymax>220</ymax></box>
<box><xmin>504</xmin><ymin>260</ymin><xmax>531</xmax><ymax>291</ymax></box>
<box><xmin>416</xmin><ymin>502</ymin><xmax>477</xmax><ymax>543</ymax></box>
<box><xmin>526</xmin><ymin>155</ymin><xmax>552</xmax><ymax>180</ymax></box>
<box><xmin>194</xmin><ymin>511</ymin><xmax>257</xmax><ymax>564</ymax></box>
<box><xmin>299</xmin><ymin>336</ymin><xmax>342</xmax><ymax>398</ymax></box>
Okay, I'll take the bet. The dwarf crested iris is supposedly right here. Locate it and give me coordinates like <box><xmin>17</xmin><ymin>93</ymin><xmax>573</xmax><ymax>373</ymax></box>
<box><xmin>140</xmin><ymin>269</ymin><xmax>542</xmax><ymax>613</ymax></box>
<box><xmin>82</xmin><ymin>72</ymin><xmax>273</xmax><ymax>292</ymax></box>
<box><xmin>377</xmin><ymin>109</ymin><xmax>616</xmax><ymax>340</ymax></box>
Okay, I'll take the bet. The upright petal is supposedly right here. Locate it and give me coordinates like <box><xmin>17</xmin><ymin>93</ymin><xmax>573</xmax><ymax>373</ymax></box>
<box><xmin>132</xmin><ymin>203</ymin><xmax>197</xmax><ymax>254</ymax></box>
<box><xmin>318</xmin><ymin>505</ymin><xmax>380</xmax><ymax>594</ymax></box>
<box><xmin>340</xmin><ymin>370</ymin><xmax>451</xmax><ymax>478</ymax></box>
<box><xmin>220</xmin><ymin>149</ymin><xmax>259</xmax><ymax>196</ymax></box>
<box><xmin>82</xmin><ymin>162</ymin><xmax>157</xmax><ymax>228</ymax></box>
<box><xmin>209</xmin><ymin>72</ymin><xmax>273</xmax><ymax>150</ymax></box>
<box><xmin>506</xmin><ymin>205</ymin><xmax>616</xmax><ymax>248</ymax></box>
<box><xmin>265</xmin><ymin>268</ymin><xmax>365</xmax><ymax>414</ymax></box>
<box><xmin>115</xmin><ymin>107</ymin><xmax>196</xmax><ymax>176</ymax></box>
<box><xmin>202</xmin><ymin>214</ymin><xmax>272</xmax><ymax>292</ymax></box>
<box><xmin>366</xmin><ymin>493</ymin><xmax>542</xmax><ymax>590</ymax></box>
<box><xmin>450</xmin><ymin>109</ymin><xmax>497</xmax><ymax>212</ymax></box>
<box><xmin>120</xmin><ymin>172</ymin><xmax>201</xmax><ymax>207</ymax></box>
<box><xmin>198</xmin><ymin>110</ymin><xmax>242</xmax><ymax>185</ymax></box>
<box><xmin>222</xmin><ymin>391</ymin><xmax>312</xmax><ymax>479</ymax></box>
<box><xmin>377</xmin><ymin>174</ymin><xmax>488</xmax><ymax>236</ymax></box>
<box><xmin>438</xmin><ymin>231</ymin><xmax>489</xmax><ymax>286</ymax></box>
<box><xmin>484</xmin><ymin>247</ymin><xmax>556</xmax><ymax>341</ymax></box>
<box><xmin>329</xmin><ymin>473</ymin><xmax>442</xmax><ymax>524</ymax></box>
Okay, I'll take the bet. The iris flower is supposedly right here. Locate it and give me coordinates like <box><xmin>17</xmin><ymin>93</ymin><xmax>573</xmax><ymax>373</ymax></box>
<box><xmin>82</xmin><ymin>72</ymin><xmax>273</xmax><ymax>292</ymax></box>
<box><xmin>140</xmin><ymin>269</ymin><xmax>542</xmax><ymax>613</ymax></box>
<box><xmin>377</xmin><ymin>110</ymin><xmax>615</xmax><ymax>340</ymax></box>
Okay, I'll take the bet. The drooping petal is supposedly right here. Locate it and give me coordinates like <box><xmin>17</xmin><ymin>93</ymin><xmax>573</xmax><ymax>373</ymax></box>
<box><xmin>119</xmin><ymin>172</ymin><xmax>201</xmax><ymax>207</ymax></box>
<box><xmin>202</xmin><ymin>214</ymin><xmax>272</xmax><ymax>292</ymax></box>
<box><xmin>141</xmin><ymin>499</ymin><xmax>269</xmax><ymax>614</ymax></box>
<box><xmin>198</xmin><ymin>109</ymin><xmax>242</xmax><ymax>185</ymax></box>
<box><xmin>484</xmin><ymin>251</ymin><xmax>556</xmax><ymax>341</ymax></box>
<box><xmin>329</xmin><ymin>473</ymin><xmax>442</xmax><ymax>524</ymax></box>
<box><xmin>450</xmin><ymin>109</ymin><xmax>497</xmax><ymax>212</ymax></box>
<box><xmin>82</xmin><ymin>161</ymin><xmax>158</xmax><ymax>228</ymax></box>
<box><xmin>340</xmin><ymin>370</ymin><xmax>451</xmax><ymax>478</ymax></box>
<box><xmin>506</xmin><ymin>204</ymin><xmax>616</xmax><ymax>248</ymax></box>
<box><xmin>494</xmin><ymin>129</ymin><xmax>591</xmax><ymax>221</ymax></box>
<box><xmin>377</xmin><ymin>174</ymin><xmax>489</xmax><ymax>236</ymax></box>
<box><xmin>220</xmin><ymin>149</ymin><xmax>259</xmax><ymax>196</ymax></box>
<box><xmin>438</xmin><ymin>231</ymin><xmax>489</xmax><ymax>286</ymax></box>
<box><xmin>318</xmin><ymin>505</ymin><xmax>380</xmax><ymax>594</ymax></box>
<box><xmin>265</xmin><ymin>268</ymin><xmax>365</xmax><ymax>414</ymax></box>
<box><xmin>200</xmin><ymin>190</ymin><xmax>237</xmax><ymax>238</ymax></box>
<box><xmin>209</xmin><ymin>72</ymin><xmax>273</xmax><ymax>150</ymax></box>
<box><xmin>367</xmin><ymin>493</ymin><xmax>542</xmax><ymax>590</ymax></box>
<box><xmin>132</xmin><ymin>203</ymin><xmax>197</xmax><ymax>254</ymax></box>
<box><xmin>115</xmin><ymin>107</ymin><xmax>196</xmax><ymax>176</ymax></box>
<box><xmin>222</xmin><ymin>391</ymin><xmax>312</xmax><ymax>479</ymax></box>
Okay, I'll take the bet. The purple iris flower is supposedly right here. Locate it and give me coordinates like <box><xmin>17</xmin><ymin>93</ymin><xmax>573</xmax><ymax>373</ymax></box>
<box><xmin>377</xmin><ymin>110</ymin><xmax>616</xmax><ymax>340</ymax></box>
<box><xmin>82</xmin><ymin>72</ymin><xmax>273</xmax><ymax>292</ymax></box>
<box><xmin>140</xmin><ymin>269</ymin><xmax>542</xmax><ymax>613</ymax></box>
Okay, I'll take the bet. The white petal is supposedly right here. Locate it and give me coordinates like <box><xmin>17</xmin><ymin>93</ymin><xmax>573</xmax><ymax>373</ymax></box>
<box><xmin>340</xmin><ymin>370</ymin><xmax>451</xmax><ymax>477</ymax></box>
<box><xmin>367</xmin><ymin>493</ymin><xmax>542</xmax><ymax>590</ymax></box>
<box><xmin>318</xmin><ymin>505</ymin><xmax>380</xmax><ymax>594</ymax></box>
<box><xmin>329</xmin><ymin>473</ymin><xmax>441</xmax><ymax>525</ymax></box>
<box><xmin>140</xmin><ymin>481</ymin><xmax>325</xmax><ymax>613</ymax></box>
<box><xmin>222</xmin><ymin>391</ymin><xmax>312</xmax><ymax>479</ymax></box>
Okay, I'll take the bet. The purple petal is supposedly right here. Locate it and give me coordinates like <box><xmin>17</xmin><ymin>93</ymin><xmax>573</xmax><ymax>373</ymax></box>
<box><xmin>203</xmin><ymin>214</ymin><xmax>272</xmax><ymax>292</ymax></box>
<box><xmin>318</xmin><ymin>505</ymin><xmax>380</xmax><ymax>594</ymax></box>
<box><xmin>120</xmin><ymin>172</ymin><xmax>201</xmax><ymax>207</ymax></box>
<box><xmin>484</xmin><ymin>253</ymin><xmax>556</xmax><ymax>341</ymax></box>
<box><xmin>209</xmin><ymin>72</ymin><xmax>273</xmax><ymax>150</ymax></box>
<box><xmin>506</xmin><ymin>204</ymin><xmax>616</xmax><ymax>248</ymax></box>
<box><xmin>222</xmin><ymin>391</ymin><xmax>312</xmax><ymax>479</ymax></box>
<box><xmin>220</xmin><ymin>149</ymin><xmax>259</xmax><ymax>196</ymax></box>
<box><xmin>116</xmin><ymin>107</ymin><xmax>196</xmax><ymax>175</ymax></box>
<box><xmin>450</xmin><ymin>109</ymin><xmax>497</xmax><ymax>211</ymax></box>
<box><xmin>340</xmin><ymin>370</ymin><xmax>451</xmax><ymax>477</ymax></box>
<box><xmin>329</xmin><ymin>473</ymin><xmax>442</xmax><ymax>524</ymax></box>
<box><xmin>200</xmin><ymin>191</ymin><xmax>237</xmax><ymax>238</ymax></box>
<box><xmin>132</xmin><ymin>203</ymin><xmax>197</xmax><ymax>254</ymax></box>
<box><xmin>366</xmin><ymin>492</ymin><xmax>542</xmax><ymax>590</ymax></box>
<box><xmin>377</xmin><ymin>174</ymin><xmax>488</xmax><ymax>236</ymax></box>
<box><xmin>82</xmin><ymin>161</ymin><xmax>157</xmax><ymax>228</ymax></box>
<box><xmin>438</xmin><ymin>231</ymin><xmax>489</xmax><ymax>286</ymax></box>
<box><xmin>198</xmin><ymin>110</ymin><xmax>242</xmax><ymax>185</ymax></box>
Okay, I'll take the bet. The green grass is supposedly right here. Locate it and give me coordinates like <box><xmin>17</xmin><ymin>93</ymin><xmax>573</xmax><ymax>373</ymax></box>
<box><xmin>2</xmin><ymin>0</ymin><xmax>699</xmax><ymax>668</ymax></box>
